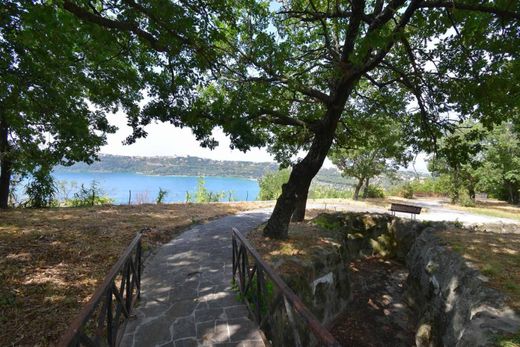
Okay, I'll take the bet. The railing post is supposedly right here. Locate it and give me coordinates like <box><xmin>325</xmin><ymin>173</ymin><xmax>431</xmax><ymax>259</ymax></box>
<box><xmin>256</xmin><ymin>261</ymin><xmax>264</xmax><ymax>323</ymax></box>
<box><xmin>137</xmin><ymin>237</ymin><xmax>142</xmax><ymax>299</ymax></box>
<box><xmin>125</xmin><ymin>260</ymin><xmax>132</xmax><ymax>312</ymax></box>
<box><xmin>106</xmin><ymin>288</ymin><xmax>113</xmax><ymax>346</ymax></box>
<box><xmin>232</xmin><ymin>235</ymin><xmax>236</xmax><ymax>278</ymax></box>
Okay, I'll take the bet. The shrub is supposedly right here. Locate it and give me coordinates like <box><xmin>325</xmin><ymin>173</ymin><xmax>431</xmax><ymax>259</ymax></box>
<box><xmin>400</xmin><ymin>182</ymin><xmax>414</xmax><ymax>199</ymax></box>
<box><xmin>458</xmin><ymin>190</ymin><xmax>476</xmax><ymax>207</ymax></box>
<box><xmin>24</xmin><ymin>170</ymin><xmax>58</xmax><ymax>208</ymax></box>
<box><xmin>66</xmin><ymin>181</ymin><xmax>114</xmax><ymax>207</ymax></box>
<box><xmin>308</xmin><ymin>184</ymin><xmax>352</xmax><ymax>199</ymax></box>
<box><xmin>156</xmin><ymin>187</ymin><xmax>168</xmax><ymax>204</ymax></box>
<box><xmin>258</xmin><ymin>169</ymin><xmax>291</xmax><ymax>200</ymax></box>
<box><xmin>365</xmin><ymin>184</ymin><xmax>385</xmax><ymax>198</ymax></box>
<box><xmin>195</xmin><ymin>176</ymin><xmax>225</xmax><ymax>203</ymax></box>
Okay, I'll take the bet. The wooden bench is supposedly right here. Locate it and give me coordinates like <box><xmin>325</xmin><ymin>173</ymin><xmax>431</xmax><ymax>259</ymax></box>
<box><xmin>390</xmin><ymin>203</ymin><xmax>422</xmax><ymax>220</ymax></box>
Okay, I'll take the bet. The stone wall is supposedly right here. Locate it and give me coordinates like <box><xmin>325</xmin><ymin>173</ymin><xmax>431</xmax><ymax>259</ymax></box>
<box><xmin>266</xmin><ymin>212</ymin><xmax>519</xmax><ymax>346</ymax></box>
<box><xmin>406</xmin><ymin>230</ymin><xmax>520</xmax><ymax>347</ymax></box>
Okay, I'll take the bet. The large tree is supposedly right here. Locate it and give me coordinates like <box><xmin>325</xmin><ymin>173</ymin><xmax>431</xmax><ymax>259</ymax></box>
<box><xmin>330</xmin><ymin>119</ymin><xmax>411</xmax><ymax>200</ymax></box>
<box><xmin>0</xmin><ymin>1</ymin><xmax>145</xmax><ymax>208</ymax></box>
<box><xmin>428</xmin><ymin>121</ymin><xmax>486</xmax><ymax>202</ymax></box>
<box><xmin>60</xmin><ymin>1</ymin><xmax>520</xmax><ymax>238</ymax></box>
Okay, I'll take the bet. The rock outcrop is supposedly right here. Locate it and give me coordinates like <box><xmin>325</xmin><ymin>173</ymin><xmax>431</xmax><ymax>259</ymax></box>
<box><xmin>406</xmin><ymin>230</ymin><xmax>520</xmax><ymax>347</ymax></box>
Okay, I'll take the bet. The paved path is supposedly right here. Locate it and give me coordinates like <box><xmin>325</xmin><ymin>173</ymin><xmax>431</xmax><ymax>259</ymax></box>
<box><xmin>121</xmin><ymin>200</ymin><xmax>517</xmax><ymax>347</ymax></box>
<box><xmin>121</xmin><ymin>210</ymin><xmax>271</xmax><ymax>347</ymax></box>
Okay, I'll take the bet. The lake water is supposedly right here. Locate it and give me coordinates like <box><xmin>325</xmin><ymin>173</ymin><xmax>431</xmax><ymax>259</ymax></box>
<box><xmin>53</xmin><ymin>172</ymin><xmax>260</xmax><ymax>204</ymax></box>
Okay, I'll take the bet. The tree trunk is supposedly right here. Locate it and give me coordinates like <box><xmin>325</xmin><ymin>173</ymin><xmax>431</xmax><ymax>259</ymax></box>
<box><xmin>262</xmin><ymin>79</ymin><xmax>357</xmax><ymax>239</ymax></box>
<box><xmin>468</xmin><ymin>185</ymin><xmax>476</xmax><ymax>202</ymax></box>
<box><xmin>263</xmin><ymin>112</ymin><xmax>351</xmax><ymax>238</ymax></box>
<box><xmin>291</xmin><ymin>183</ymin><xmax>310</xmax><ymax>222</ymax></box>
<box><xmin>0</xmin><ymin>117</ymin><xmax>11</xmax><ymax>209</ymax></box>
<box><xmin>362</xmin><ymin>177</ymin><xmax>370</xmax><ymax>199</ymax></box>
<box><xmin>353</xmin><ymin>177</ymin><xmax>364</xmax><ymax>201</ymax></box>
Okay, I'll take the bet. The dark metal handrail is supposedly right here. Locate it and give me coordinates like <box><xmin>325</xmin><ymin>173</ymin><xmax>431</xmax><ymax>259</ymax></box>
<box><xmin>232</xmin><ymin>228</ymin><xmax>340</xmax><ymax>347</ymax></box>
<box><xmin>58</xmin><ymin>232</ymin><xmax>143</xmax><ymax>347</ymax></box>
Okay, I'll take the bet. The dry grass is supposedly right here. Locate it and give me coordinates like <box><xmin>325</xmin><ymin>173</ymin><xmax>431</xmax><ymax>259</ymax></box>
<box><xmin>247</xmin><ymin>210</ymin><xmax>341</xmax><ymax>276</ymax></box>
<box><xmin>0</xmin><ymin>201</ymin><xmax>271</xmax><ymax>347</ymax></box>
<box><xmin>444</xmin><ymin>199</ymin><xmax>520</xmax><ymax>222</ymax></box>
<box><xmin>439</xmin><ymin>227</ymin><xmax>520</xmax><ymax>313</ymax></box>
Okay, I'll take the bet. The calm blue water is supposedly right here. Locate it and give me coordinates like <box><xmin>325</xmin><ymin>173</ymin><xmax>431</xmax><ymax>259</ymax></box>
<box><xmin>52</xmin><ymin>172</ymin><xmax>259</xmax><ymax>204</ymax></box>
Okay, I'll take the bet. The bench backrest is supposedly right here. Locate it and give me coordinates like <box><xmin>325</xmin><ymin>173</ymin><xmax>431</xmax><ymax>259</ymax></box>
<box><xmin>390</xmin><ymin>203</ymin><xmax>422</xmax><ymax>214</ymax></box>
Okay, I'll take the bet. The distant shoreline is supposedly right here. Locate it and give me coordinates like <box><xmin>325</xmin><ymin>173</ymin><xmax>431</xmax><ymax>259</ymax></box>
<box><xmin>54</xmin><ymin>169</ymin><xmax>259</xmax><ymax>181</ymax></box>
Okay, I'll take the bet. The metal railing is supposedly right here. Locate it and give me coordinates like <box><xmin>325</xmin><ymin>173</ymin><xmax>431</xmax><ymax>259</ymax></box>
<box><xmin>58</xmin><ymin>232</ymin><xmax>143</xmax><ymax>347</ymax></box>
<box><xmin>232</xmin><ymin>228</ymin><xmax>340</xmax><ymax>347</ymax></box>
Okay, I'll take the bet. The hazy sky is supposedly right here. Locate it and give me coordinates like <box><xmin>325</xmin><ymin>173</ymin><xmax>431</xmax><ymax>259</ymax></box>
<box><xmin>101</xmin><ymin>112</ymin><xmax>430</xmax><ymax>172</ymax></box>
<box><xmin>102</xmin><ymin>112</ymin><xmax>277</xmax><ymax>162</ymax></box>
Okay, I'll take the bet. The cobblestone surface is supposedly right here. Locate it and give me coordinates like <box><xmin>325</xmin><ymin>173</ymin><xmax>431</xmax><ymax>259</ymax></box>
<box><xmin>121</xmin><ymin>210</ymin><xmax>271</xmax><ymax>347</ymax></box>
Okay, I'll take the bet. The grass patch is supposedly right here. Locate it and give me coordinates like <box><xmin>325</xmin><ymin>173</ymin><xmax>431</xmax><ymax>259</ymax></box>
<box><xmin>495</xmin><ymin>332</ymin><xmax>520</xmax><ymax>347</ymax></box>
<box><xmin>439</xmin><ymin>227</ymin><xmax>520</xmax><ymax>313</ymax></box>
<box><xmin>0</xmin><ymin>201</ymin><xmax>271</xmax><ymax>346</ymax></box>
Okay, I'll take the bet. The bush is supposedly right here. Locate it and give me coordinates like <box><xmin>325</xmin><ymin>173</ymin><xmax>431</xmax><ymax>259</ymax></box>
<box><xmin>258</xmin><ymin>169</ymin><xmax>291</xmax><ymax>200</ymax></box>
<box><xmin>458</xmin><ymin>190</ymin><xmax>476</xmax><ymax>207</ymax></box>
<box><xmin>65</xmin><ymin>181</ymin><xmax>114</xmax><ymax>207</ymax></box>
<box><xmin>400</xmin><ymin>182</ymin><xmax>414</xmax><ymax>199</ymax></box>
<box><xmin>194</xmin><ymin>177</ymin><xmax>225</xmax><ymax>203</ymax></box>
<box><xmin>308</xmin><ymin>184</ymin><xmax>352</xmax><ymax>199</ymax></box>
<box><xmin>156</xmin><ymin>187</ymin><xmax>168</xmax><ymax>204</ymax></box>
<box><xmin>365</xmin><ymin>184</ymin><xmax>385</xmax><ymax>198</ymax></box>
<box><xmin>24</xmin><ymin>170</ymin><xmax>58</xmax><ymax>208</ymax></box>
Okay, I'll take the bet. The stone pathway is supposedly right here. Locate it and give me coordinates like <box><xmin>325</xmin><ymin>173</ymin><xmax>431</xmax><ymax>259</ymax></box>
<box><xmin>121</xmin><ymin>210</ymin><xmax>271</xmax><ymax>347</ymax></box>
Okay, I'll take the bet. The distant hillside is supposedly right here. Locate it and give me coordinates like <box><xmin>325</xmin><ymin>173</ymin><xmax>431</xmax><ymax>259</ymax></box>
<box><xmin>57</xmin><ymin>154</ymin><xmax>433</xmax><ymax>190</ymax></box>
<box><xmin>56</xmin><ymin>154</ymin><xmax>428</xmax><ymax>189</ymax></box>
<box><xmin>57</xmin><ymin>154</ymin><xmax>279</xmax><ymax>179</ymax></box>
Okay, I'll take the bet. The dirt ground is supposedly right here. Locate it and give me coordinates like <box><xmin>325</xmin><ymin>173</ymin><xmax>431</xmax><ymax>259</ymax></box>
<box><xmin>0</xmin><ymin>201</ymin><xmax>271</xmax><ymax>347</ymax></box>
<box><xmin>330</xmin><ymin>257</ymin><xmax>416</xmax><ymax>347</ymax></box>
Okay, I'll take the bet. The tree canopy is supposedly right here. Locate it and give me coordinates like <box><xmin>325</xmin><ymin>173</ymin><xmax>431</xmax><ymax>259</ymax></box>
<box><xmin>1</xmin><ymin>1</ymin><xmax>518</xmax><ymax>236</ymax></box>
<box><xmin>330</xmin><ymin>112</ymin><xmax>412</xmax><ymax>200</ymax></box>
<box><xmin>431</xmin><ymin>120</ymin><xmax>520</xmax><ymax>204</ymax></box>
<box><xmin>56</xmin><ymin>0</ymin><xmax>520</xmax><ymax>238</ymax></box>
<box><xmin>0</xmin><ymin>1</ymin><xmax>146</xmax><ymax>207</ymax></box>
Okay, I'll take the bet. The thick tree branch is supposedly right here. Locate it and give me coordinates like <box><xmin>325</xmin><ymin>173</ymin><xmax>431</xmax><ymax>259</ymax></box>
<box><xmin>63</xmin><ymin>1</ymin><xmax>169</xmax><ymax>51</ymax></box>
<box><xmin>255</xmin><ymin>108</ymin><xmax>321</xmax><ymax>132</ymax></box>
<box><xmin>419</xmin><ymin>1</ymin><xmax>520</xmax><ymax>20</ymax></box>
<box><xmin>363</xmin><ymin>0</ymin><xmax>420</xmax><ymax>72</ymax></box>
<box><xmin>341</xmin><ymin>0</ymin><xmax>365</xmax><ymax>62</ymax></box>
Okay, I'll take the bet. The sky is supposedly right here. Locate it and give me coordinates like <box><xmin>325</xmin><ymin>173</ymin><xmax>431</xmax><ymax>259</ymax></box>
<box><xmin>100</xmin><ymin>112</ymin><xmax>430</xmax><ymax>173</ymax></box>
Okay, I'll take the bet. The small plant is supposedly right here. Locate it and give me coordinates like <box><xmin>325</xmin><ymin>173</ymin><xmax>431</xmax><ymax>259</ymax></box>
<box><xmin>313</xmin><ymin>214</ymin><xmax>343</xmax><ymax>231</ymax></box>
<box><xmin>185</xmin><ymin>190</ymin><xmax>192</xmax><ymax>203</ymax></box>
<box><xmin>453</xmin><ymin>219</ymin><xmax>463</xmax><ymax>228</ymax></box>
<box><xmin>494</xmin><ymin>332</ymin><xmax>520</xmax><ymax>347</ymax></box>
<box><xmin>194</xmin><ymin>176</ymin><xmax>225</xmax><ymax>202</ymax></box>
<box><xmin>400</xmin><ymin>182</ymin><xmax>414</xmax><ymax>199</ymax></box>
<box><xmin>24</xmin><ymin>169</ymin><xmax>58</xmax><ymax>208</ymax></box>
<box><xmin>156</xmin><ymin>187</ymin><xmax>168</xmax><ymax>204</ymax></box>
<box><xmin>134</xmin><ymin>191</ymin><xmax>150</xmax><ymax>204</ymax></box>
<box><xmin>458</xmin><ymin>190</ymin><xmax>476</xmax><ymax>207</ymax></box>
<box><xmin>66</xmin><ymin>180</ymin><xmax>113</xmax><ymax>207</ymax></box>
<box><xmin>232</xmin><ymin>274</ymin><xmax>274</xmax><ymax>316</ymax></box>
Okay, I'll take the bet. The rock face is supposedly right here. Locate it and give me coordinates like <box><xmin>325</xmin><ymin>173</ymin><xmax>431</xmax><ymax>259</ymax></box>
<box><xmin>269</xmin><ymin>212</ymin><xmax>520</xmax><ymax>347</ymax></box>
<box><xmin>406</xmin><ymin>230</ymin><xmax>520</xmax><ymax>347</ymax></box>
